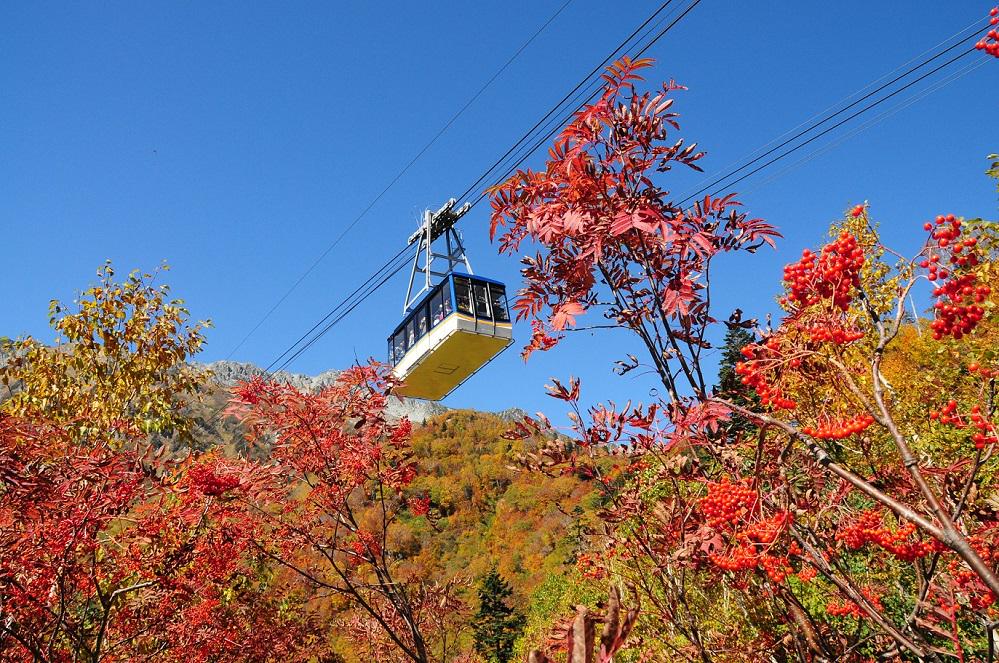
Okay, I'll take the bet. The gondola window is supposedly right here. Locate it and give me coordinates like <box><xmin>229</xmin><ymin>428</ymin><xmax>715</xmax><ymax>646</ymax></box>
<box><xmin>488</xmin><ymin>284</ymin><xmax>510</xmax><ymax>323</ymax></box>
<box><xmin>473</xmin><ymin>282</ymin><xmax>491</xmax><ymax>320</ymax></box>
<box><xmin>454</xmin><ymin>277</ymin><xmax>473</xmax><ymax>315</ymax></box>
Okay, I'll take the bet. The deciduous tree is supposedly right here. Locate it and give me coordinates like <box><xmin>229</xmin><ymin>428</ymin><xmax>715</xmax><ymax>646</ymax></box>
<box><xmin>227</xmin><ymin>365</ymin><xmax>465</xmax><ymax>663</ymax></box>
<box><xmin>491</xmin><ymin>51</ymin><xmax>999</xmax><ymax>660</ymax></box>
<box><xmin>1</xmin><ymin>262</ymin><xmax>207</xmax><ymax>441</ymax></box>
<box><xmin>0</xmin><ymin>264</ymin><xmax>314</xmax><ymax>663</ymax></box>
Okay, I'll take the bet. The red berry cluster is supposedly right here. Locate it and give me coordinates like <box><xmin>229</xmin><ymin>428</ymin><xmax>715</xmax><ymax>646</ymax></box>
<box><xmin>737</xmin><ymin>512</ymin><xmax>792</xmax><ymax>546</ymax></box>
<box><xmin>827</xmin><ymin>588</ymin><xmax>883</xmax><ymax>619</ymax></box>
<box><xmin>759</xmin><ymin>552</ymin><xmax>793</xmax><ymax>584</ymax></box>
<box><xmin>837</xmin><ymin>510</ymin><xmax>937</xmax><ymax>562</ymax></box>
<box><xmin>701</xmin><ymin>479</ymin><xmax>756</xmax><ymax>528</ymax></box>
<box><xmin>797</xmin><ymin>565</ymin><xmax>818</xmax><ymax>582</ymax></box>
<box><xmin>918</xmin><ymin>216</ymin><xmax>990</xmax><ymax>340</ymax></box>
<box><xmin>805</xmin><ymin>323</ymin><xmax>865</xmax><ymax>345</ymax></box>
<box><xmin>781</xmin><ymin>233</ymin><xmax>864</xmax><ymax>312</ymax></box>
<box><xmin>576</xmin><ymin>552</ymin><xmax>608</xmax><ymax>580</ymax></box>
<box><xmin>970</xmin><ymin>404</ymin><xmax>998</xmax><ymax>450</ymax></box>
<box><xmin>929</xmin><ymin>280</ymin><xmax>988</xmax><ymax>340</ymax></box>
<box><xmin>928</xmin><ymin>398</ymin><xmax>959</xmax><ymax>423</ymax></box>
<box><xmin>801</xmin><ymin>413</ymin><xmax>876</xmax><ymax>440</ymax></box>
<box><xmin>703</xmin><ymin>486</ymin><xmax>795</xmax><ymax>584</ymax></box>
<box><xmin>710</xmin><ymin>544</ymin><xmax>757</xmax><ymax>573</ymax></box>
<box><xmin>850</xmin><ymin>204</ymin><xmax>865</xmax><ymax>218</ymax></box>
<box><xmin>709</xmin><ymin>543</ymin><xmax>793</xmax><ymax>583</ymax></box>
<box><xmin>920</xmin><ymin>215</ymin><xmax>981</xmax><ymax>269</ymax></box>
<box><xmin>826</xmin><ymin>601</ymin><xmax>861</xmax><ymax>618</ymax></box>
<box><xmin>735</xmin><ymin>343</ymin><xmax>798</xmax><ymax>410</ymax></box>
<box><xmin>767</xmin><ymin>554</ymin><xmax>793</xmax><ymax>583</ymax></box>
<box><xmin>974</xmin><ymin>7</ymin><xmax>999</xmax><ymax>57</ymax></box>
<box><xmin>949</xmin><ymin>539</ymin><xmax>997</xmax><ymax>609</ymax></box>
<box><xmin>930</xmin><ymin>400</ymin><xmax>998</xmax><ymax>450</ymax></box>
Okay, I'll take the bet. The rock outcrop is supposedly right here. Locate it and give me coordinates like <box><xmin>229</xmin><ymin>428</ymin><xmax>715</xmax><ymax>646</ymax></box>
<box><xmin>203</xmin><ymin>360</ymin><xmax>448</xmax><ymax>424</ymax></box>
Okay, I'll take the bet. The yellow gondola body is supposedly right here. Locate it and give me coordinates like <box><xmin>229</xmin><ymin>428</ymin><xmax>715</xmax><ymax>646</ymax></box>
<box><xmin>393</xmin><ymin>313</ymin><xmax>513</xmax><ymax>400</ymax></box>
<box><xmin>389</xmin><ymin>273</ymin><xmax>513</xmax><ymax>401</ymax></box>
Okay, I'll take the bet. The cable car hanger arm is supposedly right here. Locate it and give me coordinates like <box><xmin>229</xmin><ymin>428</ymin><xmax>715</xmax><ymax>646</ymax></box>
<box><xmin>404</xmin><ymin>198</ymin><xmax>474</xmax><ymax>313</ymax></box>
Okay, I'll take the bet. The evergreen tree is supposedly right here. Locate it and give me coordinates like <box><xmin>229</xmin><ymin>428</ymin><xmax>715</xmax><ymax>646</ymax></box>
<box><xmin>716</xmin><ymin>325</ymin><xmax>759</xmax><ymax>439</ymax></box>
<box><xmin>472</xmin><ymin>567</ymin><xmax>524</xmax><ymax>663</ymax></box>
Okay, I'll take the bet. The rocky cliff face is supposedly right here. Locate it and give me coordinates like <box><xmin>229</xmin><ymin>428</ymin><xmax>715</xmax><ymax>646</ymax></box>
<box><xmin>203</xmin><ymin>360</ymin><xmax>449</xmax><ymax>424</ymax></box>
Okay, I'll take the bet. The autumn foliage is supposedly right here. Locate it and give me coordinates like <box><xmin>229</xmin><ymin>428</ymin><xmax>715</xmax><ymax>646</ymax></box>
<box><xmin>0</xmin><ymin>263</ymin><xmax>600</xmax><ymax>663</ymax></box>
<box><xmin>491</xmin><ymin>52</ymin><xmax>999</xmax><ymax>661</ymax></box>
<box><xmin>489</xmin><ymin>56</ymin><xmax>778</xmax><ymax>373</ymax></box>
<box><xmin>4</xmin><ymin>10</ymin><xmax>999</xmax><ymax>662</ymax></box>
<box><xmin>0</xmin><ymin>265</ymin><xmax>314</xmax><ymax>662</ymax></box>
<box><xmin>227</xmin><ymin>365</ymin><xmax>468</xmax><ymax>663</ymax></box>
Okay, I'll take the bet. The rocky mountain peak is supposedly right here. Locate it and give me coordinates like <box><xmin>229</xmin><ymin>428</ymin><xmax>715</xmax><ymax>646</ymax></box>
<box><xmin>203</xmin><ymin>360</ymin><xmax>449</xmax><ymax>424</ymax></box>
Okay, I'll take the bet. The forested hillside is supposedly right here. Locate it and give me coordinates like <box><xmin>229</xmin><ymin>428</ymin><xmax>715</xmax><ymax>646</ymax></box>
<box><xmin>0</xmin><ymin>292</ymin><xmax>609</xmax><ymax>662</ymax></box>
<box><xmin>1</xmin><ymin>330</ymin><xmax>607</xmax><ymax>660</ymax></box>
<box><xmin>184</xmin><ymin>364</ymin><xmax>604</xmax><ymax>609</ymax></box>
<box><xmin>189</xmin><ymin>383</ymin><xmax>611</xmax><ymax>658</ymax></box>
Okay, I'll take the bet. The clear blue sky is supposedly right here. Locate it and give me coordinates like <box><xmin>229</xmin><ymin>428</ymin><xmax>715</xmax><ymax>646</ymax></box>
<box><xmin>2</xmin><ymin>1</ymin><xmax>997</xmax><ymax>421</ymax></box>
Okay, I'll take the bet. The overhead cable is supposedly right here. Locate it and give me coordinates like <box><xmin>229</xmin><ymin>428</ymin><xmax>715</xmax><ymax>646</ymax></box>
<box><xmin>222</xmin><ymin>0</ymin><xmax>578</xmax><ymax>361</ymax></box>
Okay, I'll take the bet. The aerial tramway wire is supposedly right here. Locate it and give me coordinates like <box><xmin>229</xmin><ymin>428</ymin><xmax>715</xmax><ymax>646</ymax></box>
<box><xmin>456</xmin><ymin>0</ymin><xmax>705</xmax><ymax>213</ymax></box>
<box><xmin>738</xmin><ymin>55</ymin><xmax>992</xmax><ymax>199</ymax></box>
<box><xmin>690</xmin><ymin>17</ymin><xmax>988</xmax><ymax>199</ymax></box>
<box><xmin>686</xmin><ymin>46</ymin><xmax>985</xmax><ymax>202</ymax></box>
<box><xmin>250</xmin><ymin>0</ymin><xmax>703</xmax><ymax>379</ymax></box>
<box><xmin>676</xmin><ymin>19</ymin><xmax>994</xmax><ymax>204</ymax></box>
<box><xmin>464</xmin><ymin>14</ymin><xmax>991</xmax><ymax>213</ymax></box>
<box><xmin>261</xmin><ymin>245</ymin><xmax>411</xmax><ymax>375</ymax></box>
<box><xmin>221</xmin><ymin>0</ymin><xmax>577</xmax><ymax>362</ymax></box>
<box><xmin>466</xmin><ymin>14</ymin><xmax>991</xmax><ymax>217</ymax></box>
<box><xmin>452</xmin><ymin>0</ymin><xmax>685</xmax><ymax>206</ymax></box>
<box><xmin>268</xmin><ymin>251</ymin><xmax>414</xmax><ymax>376</ymax></box>
<box><xmin>202</xmin><ymin>248</ymin><xmax>414</xmax><ymax>427</ymax></box>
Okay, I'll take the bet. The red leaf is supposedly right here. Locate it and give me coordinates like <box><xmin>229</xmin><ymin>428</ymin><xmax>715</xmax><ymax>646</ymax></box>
<box><xmin>551</xmin><ymin>301</ymin><xmax>585</xmax><ymax>330</ymax></box>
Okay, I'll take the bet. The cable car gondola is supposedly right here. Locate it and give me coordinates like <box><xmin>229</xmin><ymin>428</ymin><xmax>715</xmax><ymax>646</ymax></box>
<box><xmin>388</xmin><ymin>199</ymin><xmax>513</xmax><ymax>400</ymax></box>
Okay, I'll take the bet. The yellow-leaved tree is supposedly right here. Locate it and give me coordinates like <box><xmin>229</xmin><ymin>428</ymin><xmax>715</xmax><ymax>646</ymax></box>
<box><xmin>0</xmin><ymin>261</ymin><xmax>209</xmax><ymax>443</ymax></box>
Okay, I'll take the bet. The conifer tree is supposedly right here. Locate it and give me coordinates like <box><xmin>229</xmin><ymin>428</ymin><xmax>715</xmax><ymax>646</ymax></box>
<box><xmin>717</xmin><ymin>325</ymin><xmax>754</xmax><ymax>399</ymax></box>
<box><xmin>716</xmin><ymin>325</ymin><xmax>759</xmax><ymax>438</ymax></box>
<box><xmin>472</xmin><ymin>567</ymin><xmax>524</xmax><ymax>663</ymax></box>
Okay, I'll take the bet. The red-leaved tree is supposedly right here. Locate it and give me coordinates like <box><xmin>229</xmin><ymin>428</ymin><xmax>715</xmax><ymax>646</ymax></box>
<box><xmin>228</xmin><ymin>364</ymin><xmax>464</xmax><ymax>663</ymax></box>
<box><xmin>1</xmin><ymin>266</ymin><xmax>315</xmax><ymax>663</ymax></box>
<box><xmin>491</xmin><ymin>50</ymin><xmax>999</xmax><ymax>660</ymax></box>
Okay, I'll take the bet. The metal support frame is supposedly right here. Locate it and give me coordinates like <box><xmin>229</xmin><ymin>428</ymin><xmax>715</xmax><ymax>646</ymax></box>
<box><xmin>403</xmin><ymin>198</ymin><xmax>473</xmax><ymax>313</ymax></box>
